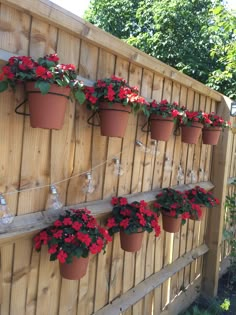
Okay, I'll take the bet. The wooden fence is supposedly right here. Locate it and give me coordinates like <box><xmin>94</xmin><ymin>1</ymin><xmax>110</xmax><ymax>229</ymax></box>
<box><xmin>0</xmin><ymin>1</ymin><xmax>234</xmax><ymax>314</ymax></box>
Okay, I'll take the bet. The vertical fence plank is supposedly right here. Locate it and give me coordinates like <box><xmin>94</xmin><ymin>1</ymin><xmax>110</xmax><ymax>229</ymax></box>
<box><xmin>54</xmin><ymin>30</ymin><xmax>81</xmax><ymax>315</ymax></box>
<box><xmin>93</xmin><ymin>49</ymin><xmax>116</xmax><ymax>312</ymax></box>
<box><xmin>203</xmin><ymin>96</ymin><xmax>232</xmax><ymax>296</ymax></box>
<box><xmin>108</xmin><ymin>57</ymin><xmax>130</xmax><ymax>304</ymax></box>
<box><xmin>66</xmin><ymin>40</ymin><xmax>98</xmax><ymax>205</ymax></box>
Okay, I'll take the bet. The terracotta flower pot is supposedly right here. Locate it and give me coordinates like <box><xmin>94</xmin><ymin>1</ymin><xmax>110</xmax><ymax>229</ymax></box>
<box><xmin>161</xmin><ymin>211</ymin><xmax>182</xmax><ymax>233</ymax></box>
<box><xmin>98</xmin><ymin>102</ymin><xmax>131</xmax><ymax>138</ymax></box>
<box><xmin>150</xmin><ymin>114</ymin><xmax>174</xmax><ymax>141</ymax></box>
<box><xmin>181</xmin><ymin>122</ymin><xmax>203</xmax><ymax>144</ymax></box>
<box><xmin>202</xmin><ymin>127</ymin><xmax>222</xmax><ymax>145</ymax></box>
<box><xmin>190</xmin><ymin>205</ymin><xmax>205</xmax><ymax>221</ymax></box>
<box><xmin>119</xmin><ymin>229</ymin><xmax>144</xmax><ymax>252</ymax></box>
<box><xmin>26</xmin><ymin>82</ymin><xmax>70</xmax><ymax>130</ymax></box>
<box><xmin>59</xmin><ymin>256</ymin><xmax>89</xmax><ymax>280</ymax></box>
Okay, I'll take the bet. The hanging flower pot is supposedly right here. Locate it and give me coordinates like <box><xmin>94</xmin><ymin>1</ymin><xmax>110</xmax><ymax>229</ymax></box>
<box><xmin>98</xmin><ymin>102</ymin><xmax>131</xmax><ymax>137</ymax></box>
<box><xmin>33</xmin><ymin>208</ymin><xmax>112</xmax><ymax>281</ymax></box>
<box><xmin>153</xmin><ymin>188</ymin><xmax>192</xmax><ymax>233</ymax></box>
<box><xmin>189</xmin><ymin>205</ymin><xmax>205</xmax><ymax>221</ymax></box>
<box><xmin>85</xmin><ymin>76</ymin><xmax>149</xmax><ymax>138</ymax></box>
<box><xmin>119</xmin><ymin>229</ymin><xmax>144</xmax><ymax>252</ymax></box>
<box><xmin>59</xmin><ymin>256</ymin><xmax>89</xmax><ymax>280</ymax></box>
<box><xmin>202</xmin><ymin>127</ymin><xmax>222</xmax><ymax>145</ymax></box>
<box><xmin>181</xmin><ymin>122</ymin><xmax>203</xmax><ymax>144</ymax></box>
<box><xmin>161</xmin><ymin>211</ymin><xmax>182</xmax><ymax>233</ymax></box>
<box><xmin>150</xmin><ymin>114</ymin><xmax>174</xmax><ymax>141</ymax></box>
<box><xmin>0</xmin><ymin>54</ymin><xmax>85</xmax><ymax>129</ymax></box>
<box><xmin>106</xmin><ymin>197</ymin><xmax>161</xmax><ymax>252</ymax></box>
<box><xmin>26</xmin><ymin>82</ymin><xmax>70</xmax><ymax>130</ymax></box>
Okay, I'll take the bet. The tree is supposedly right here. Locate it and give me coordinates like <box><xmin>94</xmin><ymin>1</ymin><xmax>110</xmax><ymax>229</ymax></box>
<box><xmin>84</xmin><ymin>0</ymin><xmax>236</xmax><ymax>98</ymax></box>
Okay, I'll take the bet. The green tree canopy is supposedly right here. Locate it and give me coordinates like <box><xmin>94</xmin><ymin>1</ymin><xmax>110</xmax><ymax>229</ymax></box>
<box><xmin>85</xmin><ymin>0</ymin><xmax>236</xmax><ymax>98</ymax></box>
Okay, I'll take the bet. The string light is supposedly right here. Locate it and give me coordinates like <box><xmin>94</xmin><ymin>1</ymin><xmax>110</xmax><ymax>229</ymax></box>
<box><xmin>82</xmin><ymin>172</ymin><xmax>96</xmax><ymax>194</ymax></box>
<box><xmin>177</xmin><ymin>165</ymin><xmax>184</xmax><ymax>185</ymax></box>
<box><xmin>0</xmin><ymin>139</ymin><xmax>208</xmax><ymax>200</ymax></box>
<box><xmin>113</xmin><ymin>158</ymin><xmax>124</xmax><ymax>176</ymax></box>
<box><xmin>188</xmin><ymin>170</ymin><xmax>197</xmax><ymax>184</ymax></box>
<box><xmin>45</xmin><ymin>185</ymin><xmax>63</xmax><ymax>212</ymax></box>
<box><xmin>0</xmin><ymin>195</ymin><xmax>14</xmax><ymax>224</ymax></box>
<box><xmin>136</xmin><ymin>140</ymin><xmax>151</xmax><ymax>153</ymax></box>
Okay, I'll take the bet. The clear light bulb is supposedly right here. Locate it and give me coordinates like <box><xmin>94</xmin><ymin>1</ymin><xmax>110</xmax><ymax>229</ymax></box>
<box><xmin>45</xmin><ymin>185</ymin><xmax>63</xmax><ymax>212</ymax></box>
<box><xmin>164</xmin><ymin>156</ymin><xmax>172</xmax><ymax>171</ymax></box>
<box><xmin>177</xmin><ymin>165</ymin><xmax>184</xmax><ymax>184</ymax></box>
<box><xmin>82</xmin><ymin>172</ymin><xmax>95</xmax><ymax>194</ymax></box>
<box><xmin>136</xmin><ymin>140</ymin><xmax>150</xmax><ymax>153</ymax></box>
<box><xmin>188</xmin><ymin>170</ymin><xmax>197</xmax><ymax>184</ymax></box>
<box><xmin>150</xmin><ymin>140</ymin><xmax>160</xmax><ymax>156</ymax></box>
<box><xmin>0</xmin><ymin>195</ymin><xmax>14</xmax><ymax>225</ymax></box>
<box><xmin>113</xmin><ymin>158</ymin><xmax>124</xmax><ymax>176</ymax></box>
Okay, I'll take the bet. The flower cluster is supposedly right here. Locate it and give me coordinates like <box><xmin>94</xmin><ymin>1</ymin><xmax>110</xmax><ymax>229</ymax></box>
<box><xmin>179</xmin><ymin>110</ymin><xmax>210</xmax><ymax>126</ymax></box>
<box><xmin>203</xmin><ymin>113</ymin><xmax>231</xmax><ymax>128</ymax></box>
<box><xmin>106</xmin><ymin>197</ymin><xmax>161</xmax><ymax>236</ymax></box>
<box><xmin>0</xmin><ymin>54</ymin><xmax>85</xmax><ymax>103</ymax></box>
<box><xmin>143</xmin><ymin>99</ymin><xmax>180</xmax><ymax>119</ymax></box>
<box><xmin>185</xmin><ymin>186</ymin><xmax>220</xmax><ymax>208</ymax></box>
<box><xmin>153</xmin><ymin>188</ymin><xmax>193</xmax><ymax>223</ymax></box>
<box><xmin>85</xmin><ymin>76</ymin><xmax>149</xmax><ymax>113</ymax></box>
<box><xmin>33</xmin><ymin>208</ymin><xmax>112</xmax><ymax>264</ymax></box>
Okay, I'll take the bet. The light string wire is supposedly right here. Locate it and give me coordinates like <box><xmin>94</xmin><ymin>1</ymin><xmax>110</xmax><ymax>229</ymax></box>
<box><xmin>1</xmin><ymin>143</ymin><xmax>133</xmax><ymax>197</ymax></box>
<box><xmin>1</xmin><ymin>139</ymin><xmax>204</xmax><ymax>198</ymax></box>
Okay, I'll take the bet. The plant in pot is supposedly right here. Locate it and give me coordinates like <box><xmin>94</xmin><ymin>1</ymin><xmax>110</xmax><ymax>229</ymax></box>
<box><xmin>153</xmin><ymin>188</ymin><xmax>192</xmax><ymax>233</ymax></box>
<box><xmin>106</xmin><ymin>196</ymin><xmax>161</xmax><ymax>252</ymax></box>
<box><xmin>179</xmin><ymin>109</ymin><xmax>210</xmax><ymax>144</ymax></box>
<box><xmin>202</xmin><ymin>113</ymin><xmax>231</xmax><ymax>145</ymax></box>
<box><xmin>142</xmin><ymin>99</ymin><xmax>180</xmax><ymax>141</ymax></box>
<box><xmin>33</xmin><ymin>208</ymin><xmax>112</xmax><ymax>280</ymax></box>
<box><xmin>0</xmin><ymin>54</ymin><xmax>86</xmax><ymax>129</ymax></box>
<box><xmin>185</xmin><ymin>186</ymin><xmax>220</xmax><ymax>220</ymax></box>
<box><xmin>85</xmin><ymin>75</ymin><xmax>148</xmax><ymax>138</ymax></box>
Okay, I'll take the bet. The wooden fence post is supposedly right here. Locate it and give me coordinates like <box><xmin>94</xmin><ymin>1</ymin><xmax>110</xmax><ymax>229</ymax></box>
<box><xmin>202</xmin><ymin>95</ymin><xmax>233</xmax><ymax>296</ymax></box>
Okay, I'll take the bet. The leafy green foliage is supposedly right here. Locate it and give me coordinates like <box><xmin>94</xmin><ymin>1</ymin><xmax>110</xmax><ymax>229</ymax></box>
<box><xmin>85</xmin><ymin>0</ymin><xmax>236</xmax><ymax>99</ymax></box>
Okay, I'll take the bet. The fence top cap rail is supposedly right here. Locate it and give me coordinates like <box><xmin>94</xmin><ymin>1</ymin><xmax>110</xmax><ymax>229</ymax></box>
<box><xmin>1</xmin><ymin>0</ymin><xmax>222</xmax><ymax>101</ymax></box>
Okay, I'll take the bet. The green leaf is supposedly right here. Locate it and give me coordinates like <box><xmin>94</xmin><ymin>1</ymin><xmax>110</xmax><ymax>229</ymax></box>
<box><xmin>0</xmin><ymin>81</ymin><xmax>8</xmax><ymax>92</ymax></box>
<box><xmin>74</xmin><ymin>247</ymin><xmax>83</xmax><ymax>258</ymax></box>
<box><xmin>35</xmin><ymin>81</ymin><xmax>51</xmax><ymax>94</ymax></box>
<box><xmin>74</xmin><ymin>90</ymin><xmax>86</xmax><ymax>104</ymax></box>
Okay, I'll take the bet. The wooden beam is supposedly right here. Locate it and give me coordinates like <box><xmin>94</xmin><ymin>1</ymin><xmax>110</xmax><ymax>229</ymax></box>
<box><xmin>0</xmin><ymin>181</ymin><xmax>214</xmax><ymax>246</ymax></box>
<box><xmin>93</xmin><ymin>244</ymin><xmax>208</xmax><ymax>315</ymax></box>
<box><xmin>202</xmin><ymin>95</ymin><xmax>233</xmax><ymax>296</ymax></box>
<box><xmin>0</xmin><ymin>0</ymin><xmax>222</xmax><ymax>101</ymax></box>
<box><xmin>160</xmin><ymin>277</ymin><xmax>202</xmax><ymax>315</ymax></box>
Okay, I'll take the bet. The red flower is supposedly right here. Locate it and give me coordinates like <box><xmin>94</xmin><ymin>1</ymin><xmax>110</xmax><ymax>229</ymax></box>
<box><xmin>77</xmin><ymin>232</ymin><xmax>91</xmax><ymax>246</ymax></box>
<box><xmin>111</xmin><ymin>197</ymin><xmax>119</xmax><ymax>205</ymax></box>
<box><xmin>57</xmin><ymin>250</ymin><xmax>68</xmax><ymax>263</ymax></box>
<box><xmin>48</xmin><ymin>244</ymin><xmax>58</xmax><ymax>254</ymax></box>
<box><xmin>53</xmin><ymin>230</ymin><xmax>63</xmax><ymax>239</ymax></box>
<box><xmin>119</xmin><ymin>197</ymin><xmax>128</xmax><ymax>206</ymax></box>
<box><xmin>72</xmin><ymin>221</ymin><xmax>82</xmax><ymax>231</ymax></box>
<box><xmin>35</xmin><ymin>66</ymin><xmax>47</xmax><ymax>77</ymax></box>
<box><xmin>170</xmin><ymin>210</ymin><xmax>177</xmax><ymax>217</ymax></box>
<box><xmin>107</xmin><ymin>217</ymin><xmax>117</xmax><ymax>228</ymax></box>
<box><xmin>182</xmin><ymin>212</ymin><xmax>190</xmax><ymax>220</ymax></box>
<box><xmin>63</xmin><ymin>217</ymin><xmax>72</xmax><ymax>225</ymax></box>
<box><xmin>107</xmin><ymin>84</ymin><xmax>115</xmax><ymax>101</ymax></box>
<box><xmin>46</xmin><ymin>54</ymin><xmax>59</xmax><ymax>62</ymax></box>
<box><xmin>65</xmin><ymin>235</ymin><xmax>75</xmax><ymax>243</ymax></box>
<box><xmin>120</xmin><ymin>218</ymin><xmax>129</xmax><ymax>229</ymax></box>
<box><xmin>54</xmin><ymin>220</ymin><xmax>62</xmax><ymax>227</ymax></box>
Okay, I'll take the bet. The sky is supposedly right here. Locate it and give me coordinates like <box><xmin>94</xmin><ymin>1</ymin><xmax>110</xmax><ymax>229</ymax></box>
<box><xmin>51</xmin><ymin>0</ymin><xmax>236</xmax><ymax>17</ymax></box>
